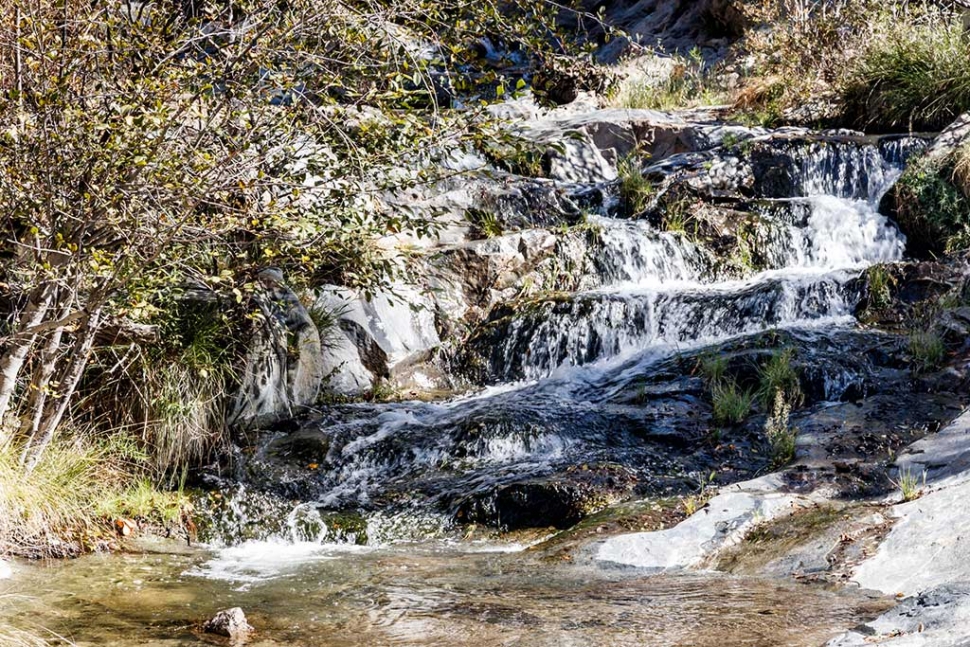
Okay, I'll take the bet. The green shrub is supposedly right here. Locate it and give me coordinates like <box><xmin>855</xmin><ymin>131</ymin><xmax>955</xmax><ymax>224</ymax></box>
<box><xmin>892</xmin><ymin>154</ymin><xmax>970</xmax><ymax>256</ymax></box>
<box><xmin>712</xmin><ymin>380</ymin><xmax>755</xmax><ymax>425</ymax></box>
<box><xmin>843</xmin><ymin>18</ymin><xmax>970</xmax><ymax>131</ymax></box>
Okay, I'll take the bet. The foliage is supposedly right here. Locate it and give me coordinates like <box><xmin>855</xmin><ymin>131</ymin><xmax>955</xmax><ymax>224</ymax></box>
<box><xmin>617</xmin><ymin>153</ymin><xmax>653</xmax><ymax>216</ymax></box>
<box><xmin>763</xmin><ymin>391</ymin><xmax>797</xmax><ymax>467</ymax></box>
<box><xmin>757</xmin><ymin>347</ymin><xmax>802</xmax><ymax>409</ymax></box>
<box><xmin>480</xmin><ymin>136</ymin><xmax>548</xmax><ymax>178</ymax></box>
<box><xmin>908</xmin><ymin>329</ymin><xmax>946</xmax><ymax>373</ymax></box>
<box><xmin>843</xmin><ymin>15</ymin><xmax>970</xmax><ymax>131</ymax></box>
<box><xmin>0</xmin><ymin>430</ymin><xmax>186</xmax><ymax>556</ymax></box>
<box><xmin>0</xmin><ymin>0</ymin><xmax>604</xmax><ymax>473</ymax></box>
<box><xmin>734</xmin><ymin>1</ymin><xmax>966</xmax><ymax>128</ymax></box>
<box><xmin>711</xmin><ymin>379</ymin><xmax>755</xmax><ymax>425</ymax></box>
<box><xmin>891</xmin><ymin>466</ymin><xmax>926</xmax><ymax>501</ymax></box>
<box><xmin>733</xmin><ymin>0</ymin><xmax>885</xmax><ymax>121</ymax></box>
<box><xmin>893</xmin><ymin>154</ymin><xmax>970</xmax><ymax>256</ymax></box>
<box><xmin>864</xmin><ymin>264</ymin><xmax>896</xmax><ymax>311</ymax></box>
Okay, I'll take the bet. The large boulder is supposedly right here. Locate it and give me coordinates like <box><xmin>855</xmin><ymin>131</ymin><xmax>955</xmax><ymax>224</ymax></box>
<box><xmin>314</xmin><ymin>284</ymin><xmax>442</xmax><ymax>395</ymax></box>
<box><xmin>880</xmin><ymin>113</ymin><xmax>970</xmax><ymax>257</ymax></box>
<box><xmin>229</xmin><ymin>269</ymin><xmax>325</xmax><ymax>430</ymax></box>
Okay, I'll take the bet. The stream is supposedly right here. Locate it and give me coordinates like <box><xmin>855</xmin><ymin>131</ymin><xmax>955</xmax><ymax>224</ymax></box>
<box><xmin>0</xmin><ymin>127</ymin><xmax>938</xmax><ymax>645</ymax></box>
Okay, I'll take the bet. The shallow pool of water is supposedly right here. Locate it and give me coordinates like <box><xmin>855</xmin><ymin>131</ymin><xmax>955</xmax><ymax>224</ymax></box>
<box><xmin>1</xmin><ymin>537</ymin><xmax>892</xmax><ymax>647</ymax></box>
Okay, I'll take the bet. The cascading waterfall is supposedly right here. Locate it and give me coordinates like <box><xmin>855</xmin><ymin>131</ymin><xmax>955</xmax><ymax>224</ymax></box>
<box><xmin>477</xmin><ymin>138</ymin><xmax>913</xmax><ymax>381</ymax></box>
<box><xmin>196</xmin><ymin>133</ymin><xmax>920</xmax><ymax>560</ymax></box>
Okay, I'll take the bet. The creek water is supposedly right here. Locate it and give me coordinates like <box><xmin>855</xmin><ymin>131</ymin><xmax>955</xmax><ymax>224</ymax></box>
<box><xmin>2</xmin><ymin>537</ymin><xmax>892</xmax><ymax>646</ymax></box>
<box><xmin>2</xmin><ymin>133</ymin><xmax>921</xmax><ymax>645</ymax></box>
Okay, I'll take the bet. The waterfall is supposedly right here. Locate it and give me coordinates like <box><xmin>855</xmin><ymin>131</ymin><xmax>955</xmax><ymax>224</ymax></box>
<box><xmin>207</xmin><ymin>132</ymin><xmax>921</xmax><ymax>543</ymax></box>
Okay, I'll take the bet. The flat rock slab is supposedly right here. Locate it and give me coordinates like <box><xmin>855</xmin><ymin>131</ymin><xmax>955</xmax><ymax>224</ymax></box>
<box><xmin>853</xmin><ymin>411</ymin><xmax>970</xmax><ymax>596</ymax></box>
<box><xmin>595</xmin><ymin>474</ymin><xmax>814</xmax><ymax>571</ymax></box>
<box><xmin>827</xmin><ymin>584</ymin><xmax>970</xmax><ymax>646</ymax></box>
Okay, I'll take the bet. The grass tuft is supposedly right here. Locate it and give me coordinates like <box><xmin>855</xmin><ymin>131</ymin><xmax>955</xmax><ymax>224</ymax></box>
<box><xmin>908</xmin><ymin>329</ymin><xmax>946</xmax><ymax>374</ymax></box>
<box><xmin>0</xmin><ymin>432</ymin><xmax>188</xmax><ymax>557</ymax></box>
<box><xmin>757</xmin><ymin>347</ymin><xmax>802</xmax><ymax>409</ymax></box>
<box><xmin>467</xmin><ymin>208</ymin><xmax>504</xmax><ymax>239</ymax></box>
<box><xmin>865</xmin><ymin>264</ymin><xmax>896</xmax><ymax>312</ymax></box>
<box><xmin>844</xmin><ymin>18</ymin><xmax>970</xmax><ymax>131</ymax></box>
<box><xmin>612</xmin><ymin>49</ymin><xmax>723</xmax><ymax>110</ymax></box>
<box><xmin>616</xmin><ymin>154</ymin><xmax>653</xmax><ymax>216</ymax></box>
<box><xmin>712</xmin><ymin>380</ymin><xmax>755</xmax><ymax>426</ymax></box>
<box><xmin>0</xmin><ymin>625</ymin><xmax>53</xmax><ymax>647</ymax></box>
<box><xmin>698</xmin><ymin>353</ymin><xmax>729</xmax><ymax>385</ymax></box>
<box><xmin>891</xmin><ymin>467</ymin><xmax>926</xmax><ymax>502</ymax></box>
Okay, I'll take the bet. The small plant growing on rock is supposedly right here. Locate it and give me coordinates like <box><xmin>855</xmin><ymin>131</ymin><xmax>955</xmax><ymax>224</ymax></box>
<box><xmin>865</xmin><ymin>265</ymin><xmax>896</xmax><ymax>312</ymax></box>
<box><xmin>617</xmin><ymin>153</ymin><xmax>654</xmax><ymax>216</ymax></box>
<box><xmin>908</xmin><ymin>329</ymin><xmax>946</xmax><ymax>374</ymax></box>
<box><xmin>467</xmin><ymin>208</ymin><xmax>504</xmax><ymax>239</ymax></box>
<box><xmin>757</xmin><ymin>347</ymin><xmax>802</xmax><ymax>409</ymax></box>
<box><xmin>764</xmin><ymin>391</ymin><xmax>797</xmax><ymax>468</ymax></box>
<box><xmin>891</xmin><ymin>467</ymin><xmax>927</xmax><ymax>502</ymax></box>
<box><xmin>712</xmin><ymin>380</ymin><xmax>755</xmax><ymax>425</ymax></box>
<box><xmin>698</xmin><ymin>353</ymin><xmax>729</xmax><ymax>385</ymax></box>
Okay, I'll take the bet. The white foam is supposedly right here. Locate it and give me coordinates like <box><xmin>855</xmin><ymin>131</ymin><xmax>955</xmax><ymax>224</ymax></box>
<box><xmin>185</xmin><ymin>540</ymin><xmax>374</xmax><ymax>585</ymax></box>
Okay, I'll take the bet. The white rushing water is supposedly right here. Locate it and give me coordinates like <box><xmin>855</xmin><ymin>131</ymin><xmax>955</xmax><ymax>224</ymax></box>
<box><xmin>482</xmin><ymin>140</ymin><xmax>910</xmax><ymax>381</ymax></box>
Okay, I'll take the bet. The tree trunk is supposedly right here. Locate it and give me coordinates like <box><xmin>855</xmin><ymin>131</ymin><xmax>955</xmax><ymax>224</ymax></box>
<box><xmin>23</xmin><ymin>306</ymin><xmax>103</xmax><ymax>471</ymax></box>
<box><xmin>0</xmin><ymin>284</ymin><xmax>55</xmax><ymax>436</ymax></box>
<box><xmin>17</xmin><ymin>312</ymin><xmax>69</xmax><ymax>463</ymax></box>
